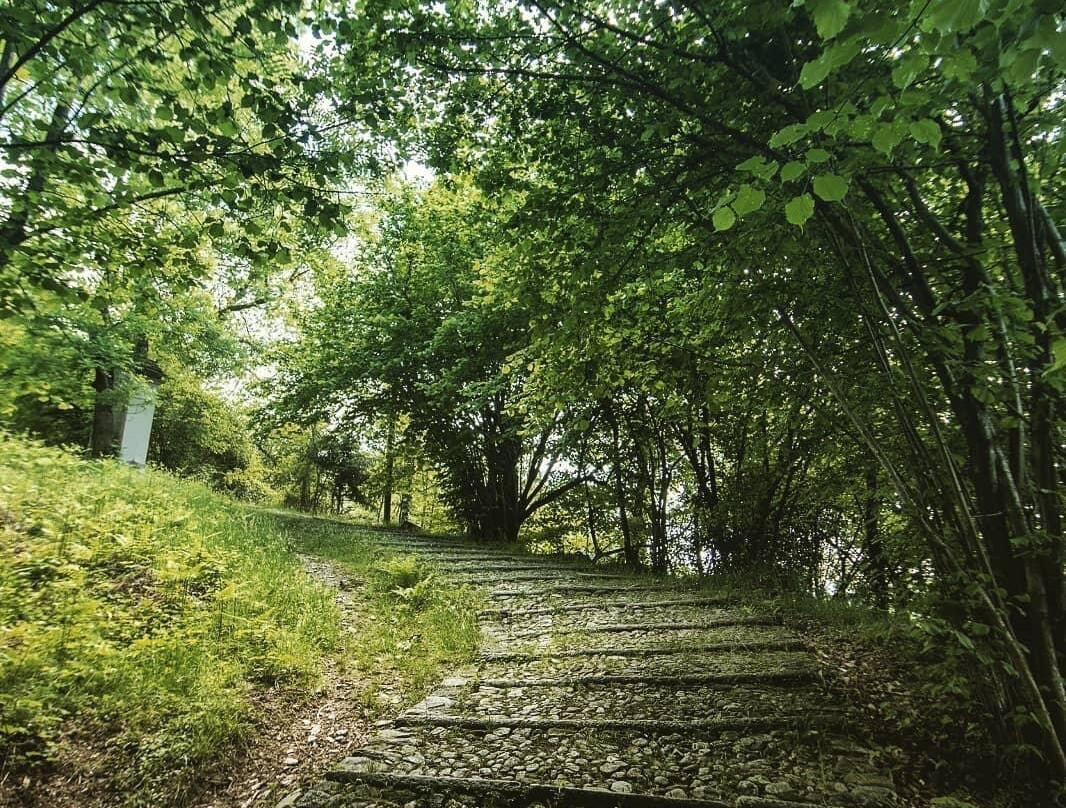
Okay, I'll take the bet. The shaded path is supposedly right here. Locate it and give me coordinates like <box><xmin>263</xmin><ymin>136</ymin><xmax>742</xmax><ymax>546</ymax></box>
<box><xmin>281</xmin><ymin>534</ymin><xmax>897</xmax><ymax>808</ymax></box>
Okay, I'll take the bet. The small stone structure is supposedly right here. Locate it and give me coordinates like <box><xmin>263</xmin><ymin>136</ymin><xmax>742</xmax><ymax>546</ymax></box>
<box><xmin>114</xmin><ymin>360</ymin><xmax>163</xmax><ymax>468</ymax></box>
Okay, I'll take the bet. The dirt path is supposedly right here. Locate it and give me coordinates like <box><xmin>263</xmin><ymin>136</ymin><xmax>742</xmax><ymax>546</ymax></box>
<box><xmin>190</xmin><ymin>556</ymin><xmax>373</xmax><ymax>808</ymax></box>
<box><xmin>281</xmin><ymin>534</ymin><xmax>898</xmax><ymax>808</ymax></box>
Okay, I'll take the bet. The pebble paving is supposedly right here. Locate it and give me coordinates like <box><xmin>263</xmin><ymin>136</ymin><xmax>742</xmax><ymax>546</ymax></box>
<box><xmin>281</xmin><ymin>534</ymin><xmax>897</xmax><ymax>808</ymax></box>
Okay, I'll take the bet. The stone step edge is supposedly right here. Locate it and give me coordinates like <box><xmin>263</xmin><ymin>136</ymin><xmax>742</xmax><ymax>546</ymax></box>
<box><xmin>450</xmin><ymin>572</ymin><xmax>636</xmax><ymax>583</ymax></box>
<box><xmin>488</xmin><ymin>584</ymin><xmax>683</xmax><ymax>597</ymax></box>
<box><xmin>474</xmin><ymin>670</ymin><xmax>818</xmax><ymax>688</ymax></box>
<box><xmin>443</xmin><ymin>562</ymin><xmax>617</xmax><ymax>573</ymax></box>
<box><xmin>375</xmin><ymin>546</ymin><xmax>559</xmax><ymax>562</ymax></box>
<box><xmin>324</xmin><ymin>770</ymin><xmax>732</xmax><ymax>808</ymax></box>
<box><xmin>390</xmin><ymin>713</ymin><xmax>849</xmax><ymax>734</ymax></box>
<box><xmin>504</xmin><ymin>618</ymin><xmax>780</xmax><ymax>640</ymax></box>
<box><xmin>478</xmin><ymin>638</ymin><xmax>806</xmax><ymax>661</ymax></box>
<box><xmin>480</xmin><ymin>596</ymin><xmax>749</xmax><ymax>618</ymax></box>
<box><xmin>422</xmin><ymin>554</ymin><xmax>602</xmax><ymax>568</ymax></box>
<box><xmin>321</xmin><ymin>771</ymin><xmax>857</xmax><ymax>808</ymax></box>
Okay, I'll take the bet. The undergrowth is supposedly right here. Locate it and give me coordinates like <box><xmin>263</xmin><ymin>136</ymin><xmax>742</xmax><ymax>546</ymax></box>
<box><xmin>0</xmin><ymin>434</ymin><xmax>342</xmax><ymax>805</ymax></box>
<box><xmin>268</xmin><ymin>514</ymin><xmax>479</xmax><ymax>706</ymax></box>
<box><xmin>0</xmin><ymin>437</ymin><xmax>481</xmax><ymax>807</ymax></box>
<box><xmin>718</xmin><ymin>577</ymin><xmax>1044</xmax><ymax>808</ymax></box>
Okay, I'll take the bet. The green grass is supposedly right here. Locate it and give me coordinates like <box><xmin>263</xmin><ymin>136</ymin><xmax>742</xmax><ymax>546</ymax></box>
<box><xmin>0</xmin><ymin>435</ymin><xmax>478</xmax><ymax>806</ymax></box>
<box><xmin>266</xmin><ymin>512</ymin><xmax>479</xmax><ymax>706</ymax></box>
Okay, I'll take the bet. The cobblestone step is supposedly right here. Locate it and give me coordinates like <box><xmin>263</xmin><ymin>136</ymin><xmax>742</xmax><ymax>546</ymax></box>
<box><xmin>281</xmin><ymin>531</ymin><xmax>895</xmax><ymax>808</ymax></box>
<box><xmin>316</xmin><ymin>772</ymin><xmax>738</xmax><ymax>807</ymax></box>
<box><xmin>499</xmin><ymin>614</ymin><xmax>779</xmax><ymax>641</ymax></box>
<box><xmin>333</xmin><ymin>723</ymin><xmax>885</xmax><ymax>805</ymax></box>
<box><xmin>488</xmin><ymin>583</ymin><xmax>681</xmax><ymax>598</ymax></box>
<box><xmin>377</xmin><ymin>543</ymin><xmax>549</xmax><ymax>559</ymax></box>
<box><xmin>479</xmin><ymin>637</ymin><xmax>806</xmax><ymax>661</ymax></box>
<box><xmin>480</xmin><ymin>595</ymin><xmax>747</xmax><ymax>618</ymax></box>
<box><xmin>478</xmin><ymin>649</ymin><xmax>815</xmax><ymax>681</ymax></box>
<box><xmin>526</xmin><ymin>622</ymin><xmax>796</xmax><ymax>649</ymax></box>
<box><xmin>475</xmin><ymin>670</ymin><xmax>818</xmax><ymax>688</ymax></box>
<box><xmin>442</xmin><ymin>561</ymin><xmax>604</xmax><ymax>573</ymax></box>
<box><xmin>390</xmin><ymin>713</ymin><xmax>848</xmax><ymax>735</ymax></box>
<box><xmin>446</xmin><ymin>570</ymin><xmax>637</xmax><ymax>584</ymax></box>
<box><xmin>405</xmin><ymin>680</ymin><xmax>833</xmax><ymax>723</ymax></box>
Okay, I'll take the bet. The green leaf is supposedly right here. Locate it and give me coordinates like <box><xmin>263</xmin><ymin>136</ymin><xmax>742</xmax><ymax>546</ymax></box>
<box><xmin>799</xmin><ymin>56</ymin><xmax>833</xmax><ymax>88</ymax></box>
<box><xmin>891</xmin><ymin>52</ymin><xmax>929</xmax><ymax>89</ymax></box>
<box><xmin>1005</xmin><ymin>47</ymin><xmax>1041</xmax><ymax>86</ymax></box>
<box><xmin>769</xmin><ymin>123</ymin><xmax>810</xmax><ymax>148</ymax></box>
<box><xmin>806</xmin><ymin>148</ymin><xmax>831</xmax><ymax>164</ymax></box>
<box><xmin>927</xmin><ymin>0</ymin><xmax>985</xmax><ymax>35</ymax></box>
<box><xmin>909</xmin><ymin>119</ymin><xmax>942</xmax><ymax>150</ymax></box>
<box><xmin>872</xmin><ymin>123</ymin><xmax>903</xmax><ymax>155</ymax></box>
<box><xmin>807</xmin><ymin>110</ymin><xmax>836</xmax><ymax>130</ymax></box>
<box><xmin>736</xmin><ymin>156</ymin><xmax>780</xmax><ymax>181</ymax></box>
<box><xmin>785</xmin><ymin>193</ymin><xmax>815</xmax><ymax>226</ymax></box>
<box><xmin>810</xmin><ymin>0</ymin><xmax>851</xmax><ymax>39</ymax></box>
<box><xmin>736</xmin><ymin>155</ymin><xmax>767</xmax><ymax>172</ymax></box>
<box><xmin>1046</xmin><ymin>338</ymin><xmax>1066</xmax><ymax>379</ymax></box>
<box><xmin>812</xmin><ymin>173</ymin><xmax>849</xmax><ymax>202</ymax></box>
<box><xmin>824</xmin><ymin>38</ymin><xmax>862</xmax><ymax>68</ymax></box>
<box><xmin>943</xmin><ymin>48</ymin><xmax>979</xmax><ymax>81</ymax></box>
<box><xmin>733</xmin><ymin>185</ymin><xmax>766</xmax><ymax>216</ymax></box>
<box><xmin>713</xmin><ymin>206</ymin><xmax>737</xmax><ymax>231</ymax></box>
<box><xmin>780</xmin><ymin>161</ymin><xmax>806</xmax><ymax>182</ymax></box>
<box><xmin>754</xmin><ymin>160</ymin><xmax>780</xmax><ymax>181</ymax></box>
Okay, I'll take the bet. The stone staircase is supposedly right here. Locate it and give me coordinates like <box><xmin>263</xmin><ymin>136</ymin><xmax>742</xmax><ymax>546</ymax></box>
<box><xmin>280</xmin><ymin>534</ymin><xmax>897</xmax><ymax>808</ymax></box>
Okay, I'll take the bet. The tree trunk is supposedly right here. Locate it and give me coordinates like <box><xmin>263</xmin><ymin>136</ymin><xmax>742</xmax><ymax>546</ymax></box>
<box><xmin>89</xmin><ymin>367</ymin><xmax>117</xmax><ymax>458</ymax></box>
<box><xmin>608</xmin><ymin>410</ymin><xmax>640</xmax><ymax>569</ymax></box>
<box><xmin>862</xmin><ymin>463</ymin><xmax>888</xmax><ymax>608</ymax></box>
<box><xmin>382</xmin><ymin>416</ymin><xmax>396</xmax><ymax>524</ymax></box>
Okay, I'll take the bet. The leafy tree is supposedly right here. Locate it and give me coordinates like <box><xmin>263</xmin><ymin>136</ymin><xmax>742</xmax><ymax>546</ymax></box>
<box><xmin>269</xmin><ymin>178</ymin><xmax>588</xmax><ymax>541</ymax></box>
<box><xmin>0</xmin><ymin>0</ymin><xmax>356</xmax><ymax>457</ymax></box>
<box><xmin>338</xmin><ymin>0</ymin><xmax>1065</xmax><ymax>778</ymax></box>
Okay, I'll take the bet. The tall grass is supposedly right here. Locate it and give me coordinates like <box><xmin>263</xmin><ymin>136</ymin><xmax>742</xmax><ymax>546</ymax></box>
<box><xmin>0</xmin><ymin>434</ymin><xmax>341</xmax><ymax>804</ymax></box>
<box><xmin>266</xmin><ymin>513</ymin><xmax>479</xmax><ymax>705</ymax></box>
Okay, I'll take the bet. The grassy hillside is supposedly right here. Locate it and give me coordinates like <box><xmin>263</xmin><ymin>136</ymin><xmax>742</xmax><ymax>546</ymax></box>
<box><xmin>0</xmin><ymin>434</ymin><xmax>477</xmax><ymax>806</ymax></box>
<box><xmin>0</xmin><ymin>434</ymin><xmax>341</xmax><ymax>801</ymax></box>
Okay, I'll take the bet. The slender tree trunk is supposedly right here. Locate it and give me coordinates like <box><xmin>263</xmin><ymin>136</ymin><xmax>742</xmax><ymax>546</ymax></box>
<box><xmin>90</xmin><ymin>367</ymin><xmax>117</xmax><ymax>458</ymax></box>
<box><xmin>382</xmin><ymin>416</ymin><xmax>395</xmax><ymax>525</ymax></box>
<box><xmin>862</xmin><ymin>463</ymin><xmax>888</xmax><ymax>608</ymax></box>
<box><xmin>608</xmin><ymin>410</ymin><xmax>640</xmax><ymax>568</ymax></box>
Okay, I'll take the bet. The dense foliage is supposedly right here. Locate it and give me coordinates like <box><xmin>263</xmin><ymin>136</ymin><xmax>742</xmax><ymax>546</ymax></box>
<box><xmin>277</xmin><ymin>0</ymin><xmax>1064</xmax><ymax>787</ymax></box>
<box><xmin>2</xmin><ymin>0</ymin><xmax>1063</xmax><ymax>797</ymax></box>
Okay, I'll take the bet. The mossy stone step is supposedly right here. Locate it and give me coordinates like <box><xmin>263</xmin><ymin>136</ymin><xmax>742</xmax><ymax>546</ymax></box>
<box><xmin>323</xmin><ymin>772</ymin><xmax>736</xmax><ymax>807</ymax></box>
<box><xmin>501</xmin><ymin>615</ymin><xmax>779</xmax><ymax>641</ymax></box>
<box><xmin>478</xmin><ymin>637</ymin><xmax>806</xmax><ymax>662</ymax></box>
<box><xmin>480</xmin><ymin>595</ymin><xmax>748</xmax><ymax>618</ymax></box>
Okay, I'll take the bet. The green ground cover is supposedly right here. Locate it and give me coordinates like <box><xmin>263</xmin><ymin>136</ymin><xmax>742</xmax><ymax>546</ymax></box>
<box><xmin>0</xmin><ymin>435</ymin><xmax>477</xmax><ymax>806</ymax></box>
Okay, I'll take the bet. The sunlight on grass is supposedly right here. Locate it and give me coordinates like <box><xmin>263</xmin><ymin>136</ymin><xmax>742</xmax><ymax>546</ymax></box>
<box><xmin>0</xmin><ymin>435</ymin><xmax>477</xmax><ymax>806</ymax></box>
<box><xmin>268</xmin><ymin>514</ymin><xmax>479</xmax><ymax>708</ymax></box>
